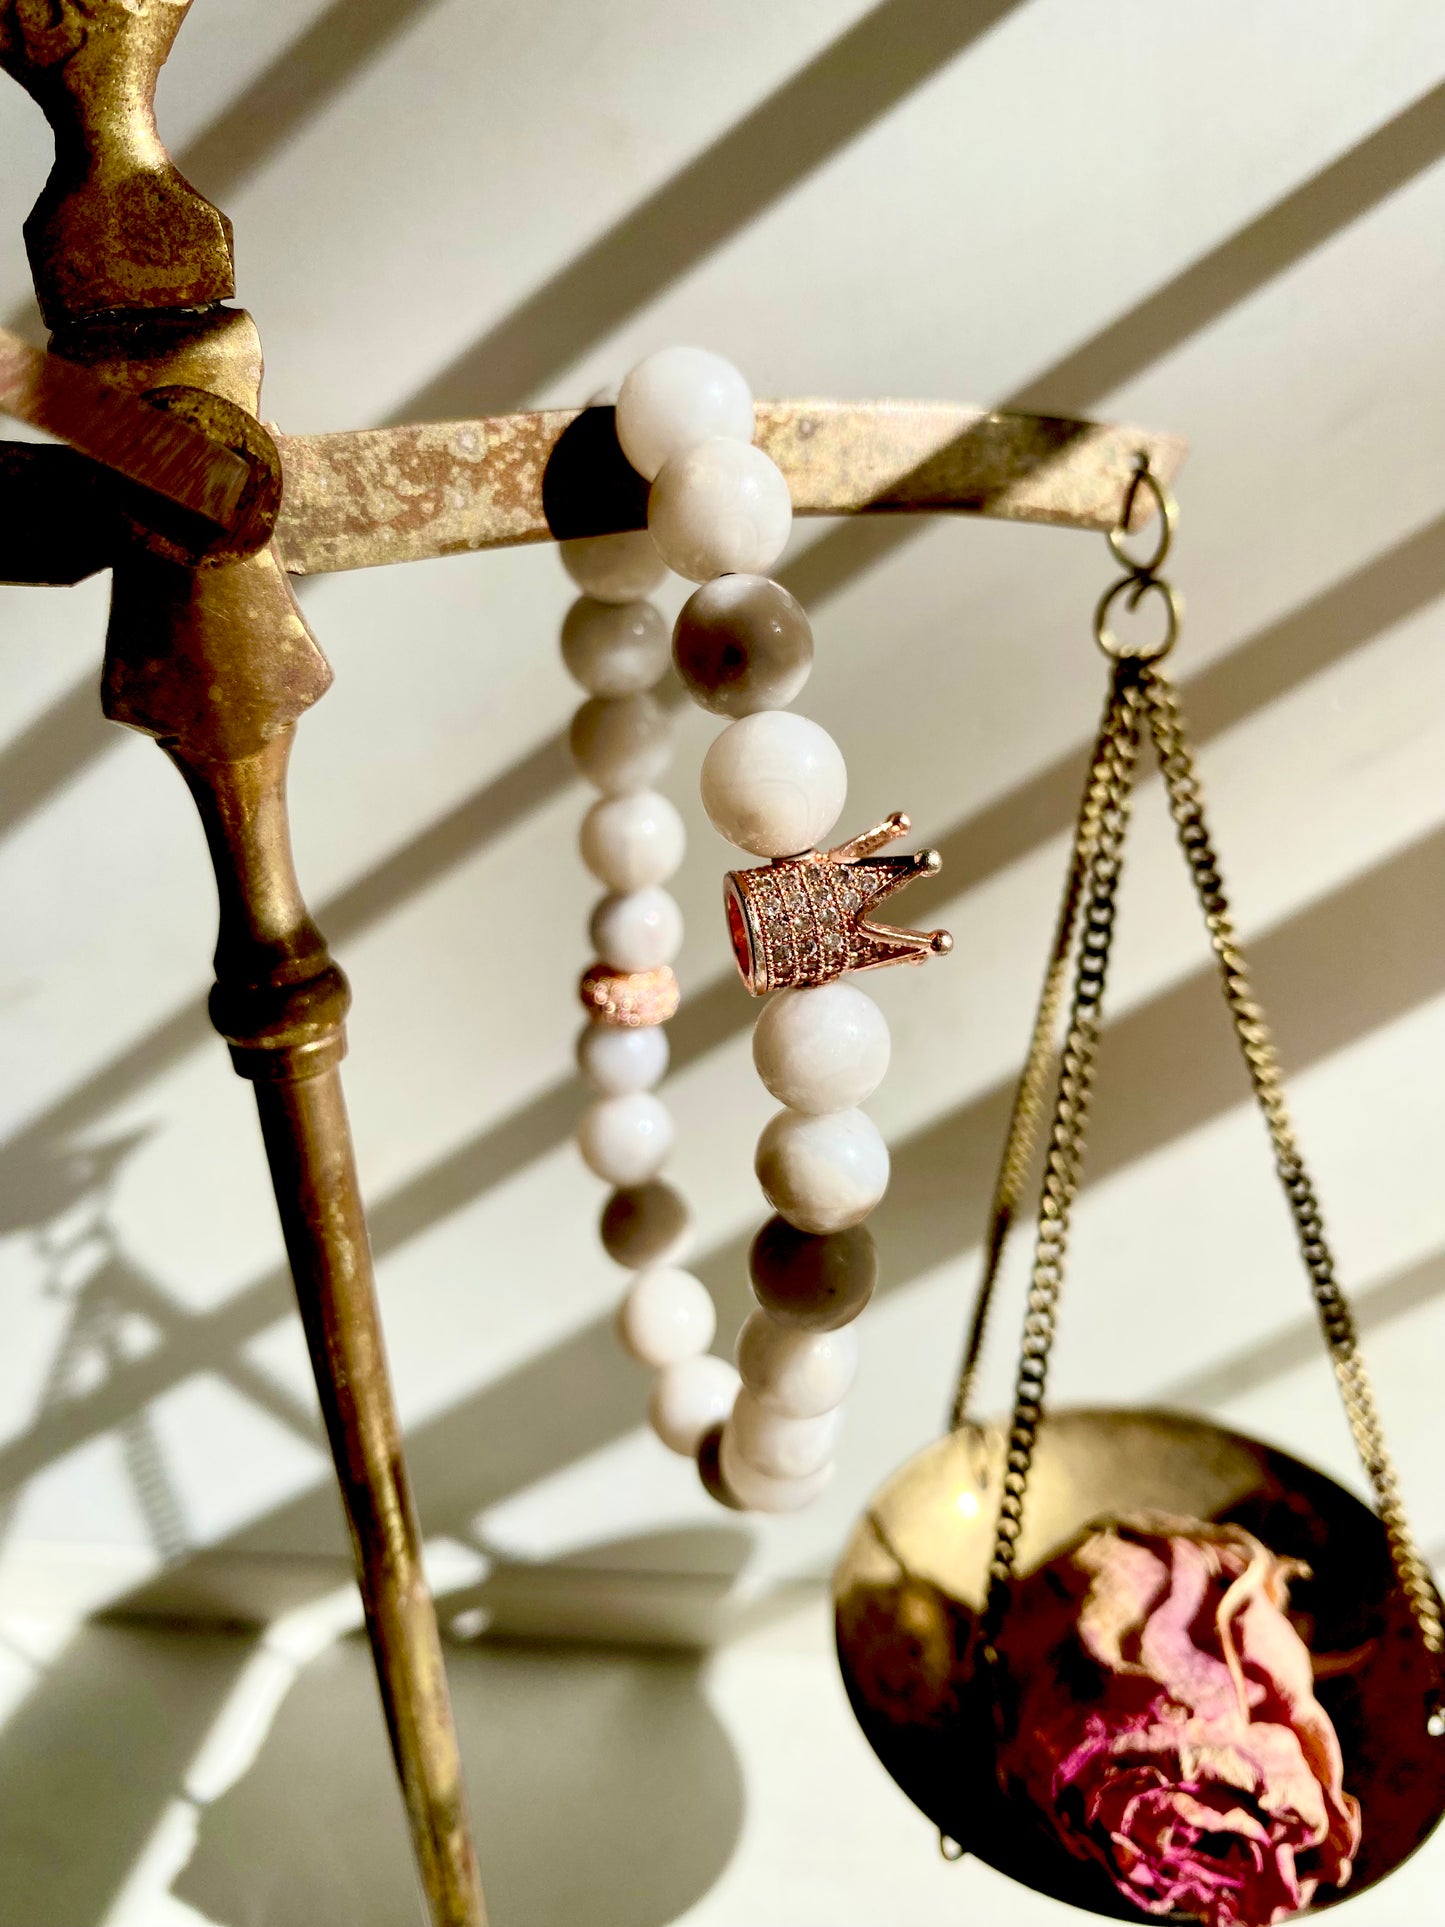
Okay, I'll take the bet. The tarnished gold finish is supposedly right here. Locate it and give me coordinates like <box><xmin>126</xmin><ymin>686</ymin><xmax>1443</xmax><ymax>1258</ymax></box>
<box><xmin>97</xmin><ymin>320</ymin><xmax>487</xmax><ymax>1927</ymax></box>
<box><xmin>0</xmin><ymin>322</ymin><xmax>255</xmax><ymax>530</ymax></box>
<box><xmin>253</xmin><ymin>1070</ymin><xmax>479</xmax><ymax>1918</ymax></box>
<box><xmin>1</xmin><ymin>393</ymin><xmax>1188</xmax><ymax>581</ymax></box>
<box><xmin>1</xmin><ymin>5</ymin><xmax>486</xmax><ymax>1922</ymax></box>
<box><xmin>947</xmin><ymin>719</ymin><xmax>1103</xmax><ymax>1432</ymax></box>
<box><xmin>968</xmin><ymin>483</ymin><xmax>1442</xmax><ymax>1671</ymax></box>
<box><xmin>273</xmin><ymin>411</ymin><xmax>580</xmax><ymax>575</ymax></box>
<box><xmin>834</xmin><ymin>1410</ymin><xmax>1445</xmax><ymax>1915</ymax></box>
<box><xmin>0</xmin><ymin>0</ymin><xmax>234</xmax><ymax>326</ymax></box>
<box><xmin>1146</xmin><ymin>664</ymin><xmax>1443</xmax><ymax>1665</ymax></box>
<box><xmin>840</xmin><ymin>469</ymin><xmax>1443</xmax><ymax>1915</ymax></box>
<box><xmin>0</xmin><ymin>392</ymin><xmax>1188</xmax><ymax>583</ymax></box>
<box><xmin>980</xmin><ymin>659</ymin><xmax>1143</xmax><ymax>1618</ymax></box>
<box><xmin>755</xmin><ymin>401</ymin><xmax>1184</xmax><ymax>533</ymax></box>
<box><xmin>1094</xmin><ymin>462</ymin><xmax>1182</xmax><ymax>663</ymax></box>
<box><xmin>113</xmin><ymin>384</ymin><xmax>282</xmax><ymax>565</ymax></box>
<box><xmin>271</xmin><ymin>401</ymin><xmax>1187</xmax><ymax>575</ymax></box>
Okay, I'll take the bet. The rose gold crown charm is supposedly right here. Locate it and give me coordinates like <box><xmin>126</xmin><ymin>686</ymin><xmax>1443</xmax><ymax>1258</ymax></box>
<box><xmin>724</xmin><ymin>813</ymin><xmax>953</xmax><ymax>997</ymax></box>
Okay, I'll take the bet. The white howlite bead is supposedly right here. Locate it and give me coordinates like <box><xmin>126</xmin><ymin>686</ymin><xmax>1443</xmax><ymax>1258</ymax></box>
<box><xmin>561</xmin><ymin>530</ymin><xmax>667</xmax><ymax>603</ymax></box>
<box><xmin>735</xmin><ymin>1310</ymin><xmax>859</xmax><ymax>1418</ymax></box>
<box><xmin>578</xmin><ymin>1021</ymin><xmax>669</xmax><ymax>1095</ymax></box>
<box><xmin>577</xmin><ymin>1093</ymin><xmax>674</xmax><ymax>1185</ymax></box>
<box><xmin>720</xmin><ymin>1423</ymin><xmax>835</xmax><ymax>1513</ymax></box>
<box><xmin>616</xmin><ymin>1266</ymin><xmax>717</xmax><ymax>1367</ymax></box>
<box><xmin>699</xmin><ymin>711</ymin><xmax>846</xmax><ymax>857</ymax></box>
<box><xmin>752</xmin><ymin>983</ymin><xmax>891</xmax><ymax>1113</ymax></box>
<box><xmin>755</xmin><ymin>1106</ymin><xmax>889</xmax><ymax>1234</ymax></box>
<box><xmin>569</xmin><ymin>693</ymin><xmax>673</xmax><ymax>795</ymax></box>
<box><xmin>648</xmin><ymin>439</ymin><xmax>793</xmax><ymax>583</ymax></box>
<box><xmin>729</xmin><ymin>1388</ymin><xmax>842</xmax><ymax>1479</ymax></box>
<box><xmin>649</xmin><ymin>1355</ymin><xmax>740</xmax><ymax>1456</ymax></box>
<box><xmin>589</xmin><ymin>886</ymin><xmax>684</xmax><ymax>973</ymax></box>
<box><xmin>561</xmin><ymin>598</ymin><xmax>670</xmax><ymax>696</ymax></box>
<box><xmin>580</xmin><ymin>790</ymin><xmax>686</xmax><ymax>891</ymax></box>
<box><xmin>616</xmin><ymin>347</ymin><xmax>755</xmax><ymax>482</ymax></box>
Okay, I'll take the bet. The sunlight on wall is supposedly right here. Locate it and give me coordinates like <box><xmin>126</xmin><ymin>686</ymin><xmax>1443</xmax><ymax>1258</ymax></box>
<box><xmin>2</xmin><ymin>0</ymin><xmax>1445</xmax><ymax>1920</ymax></box>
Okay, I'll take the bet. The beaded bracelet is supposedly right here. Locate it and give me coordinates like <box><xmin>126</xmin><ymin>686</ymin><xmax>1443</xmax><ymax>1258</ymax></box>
<box><xmin>561</xmin><ymin>349</ymin><xmax>950</xmax><ymax>1512</ymax></box>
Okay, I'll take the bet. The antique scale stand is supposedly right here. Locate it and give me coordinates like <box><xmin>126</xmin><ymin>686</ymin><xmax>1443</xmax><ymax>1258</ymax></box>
<box><xmin>0</xmin><ymin>6</ymin><xmax>1185</xmax><ymax>1923</ymax></box>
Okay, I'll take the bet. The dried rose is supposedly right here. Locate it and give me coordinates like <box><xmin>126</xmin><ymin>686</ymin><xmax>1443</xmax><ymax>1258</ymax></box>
<box><xmin>994</xmin><ymin>1512</ymin><xmax>1361</xmax><ymax>1925</ymax></box>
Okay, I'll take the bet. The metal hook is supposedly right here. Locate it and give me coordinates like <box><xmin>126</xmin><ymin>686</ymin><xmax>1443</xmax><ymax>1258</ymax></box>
<box><xmin>1095</xmin><ymin>457</ymin><xmax>1181</xmax><ymax>663</ymax></box>
<box><xmin>1093</xmin><ymin>571</ymin><xmax>1182</xmax><ymax>664</ymax></box>
<box><xmin>1106</xmin><ymin>458</ymin><xmax>1176</xmax><ymax>576</ymax></box>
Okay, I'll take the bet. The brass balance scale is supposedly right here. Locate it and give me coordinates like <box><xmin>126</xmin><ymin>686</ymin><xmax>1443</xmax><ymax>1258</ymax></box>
<box><xmin>2</xmin><ymin>6</ymin><xmax>1439</xmax><ymax>1924</ymax></box>
<box><xmin>835</xmin><ymin>494</ymin><xmax>1445</xmax><ymax>1914</ymax></box>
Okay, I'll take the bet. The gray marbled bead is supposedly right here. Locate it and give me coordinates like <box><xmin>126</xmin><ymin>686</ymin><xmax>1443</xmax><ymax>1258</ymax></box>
<box><xmin>748</xmin><ymin>1215</ymin><xmax>877</xmax><ymax>1331</ymax></box>
<box><xmin>672</xmin><ymin>574</ymin><xmax>813</xmax><ymax>717</ymax></box>
<box><xmin>600</xmin><ymin>1181</ymin><xmax>692</xmax><ymax>1269</ymax></box>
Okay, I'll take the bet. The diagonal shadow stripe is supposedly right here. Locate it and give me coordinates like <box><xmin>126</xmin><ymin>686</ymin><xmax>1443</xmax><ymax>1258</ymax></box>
<box><xmin>0</xmin><ymin>680</ymin><xmax>119</xmax><ymax>839</ymax></box>
<box><xmin>0</xmin><ymin>0</ymin><xmax>1007</xmax><ymax>911</ymax></box>
<box><xmin>4</xmin><ymin>83</ymin><xmax>1443</xmax><ymax>1525</ymax></box>
<box><xmin>1163</xmin><ymin>1246</ymin><xmax>1445</xmax><ymax>1411</ymax></box>
<box><xmin>782</xmin><ymin>77</ymin><xmax>1445</xmax><ymax>609</ymax></box>
<box><xmin>0</xmin><ymin>728</ymin><xmax>572</xmax><ymax>1170</ymax></box>
<box><xmin>392</xmin><ymin>817</ymin><xmax>1438</xmax><ymax>1530</ymax></box>
<box><xmin>6</xmin><ymin>500</ymin><xmax>1441</xmax><ymax>1233</ymax></box>
<box><xmin>907</xmin><ymin>507</ymin><xmax>1445</xmax><ymax>915</ymax></box>
<box><xmin>11</xmin><ymin>72</ymin><xmax>1440</xmax><ymax>892</ymax></box>
<box><xmin>1012</xmin><ymin>79</ymin><xmax>1445</xmax><ymax>413</ymax></box>
<box><xmin>397</xmin><ymin>0</ymin><xmax>1026</xmax><ymax>423</ymax></box>
<box><xmin>176</xmin><ymin>0</ymin><xmax>448</xmax><ymax>209</ymax></box>
<box><xmin>6</xmin><ymin>810</ymin><xmax>1443</xmax><ymax>1527</ymax></box>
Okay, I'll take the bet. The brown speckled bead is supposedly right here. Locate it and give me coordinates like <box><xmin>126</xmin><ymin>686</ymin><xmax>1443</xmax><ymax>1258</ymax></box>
<box><xmin>600</xmin><ymin>1180</ymin><xmax>692</xmax><ymax>1270</ymax></box>
<box><xmin>673</xmin><ymin>574</ymin><xmax>813</xmax><ymax>717</ymax></box>
<box><xmin>748</xmin><ymin>1215</ymin><xmax>877</xmax><ymax>1331</ymax></box>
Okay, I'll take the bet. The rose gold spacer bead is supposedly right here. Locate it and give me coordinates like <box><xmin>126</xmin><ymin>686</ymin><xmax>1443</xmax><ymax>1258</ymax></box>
<box><xmin>579</xmin><ymin>961</ymin><xmax>681</xmax><ymax>1028</ymax></box>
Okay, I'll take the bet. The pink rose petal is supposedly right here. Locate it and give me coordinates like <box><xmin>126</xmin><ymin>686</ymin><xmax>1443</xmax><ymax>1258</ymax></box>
<box><xmin>995</xmin><ymin>1512</ymin><xmax>1361</xmax><ymax>1926</ymax></box>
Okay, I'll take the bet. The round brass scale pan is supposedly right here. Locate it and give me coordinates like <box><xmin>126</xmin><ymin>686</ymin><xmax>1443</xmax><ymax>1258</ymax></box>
<box><xmin>834</xmin><ymin>1409</ymin><xmax>1445</xmax><ymax>1920</ymax></box>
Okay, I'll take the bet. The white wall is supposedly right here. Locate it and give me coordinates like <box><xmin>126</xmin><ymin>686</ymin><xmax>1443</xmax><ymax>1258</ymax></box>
<box><xmin>2</xmin><ymin>3</ymin><xmax>1445</xmax><ymax>1922</ymax></box>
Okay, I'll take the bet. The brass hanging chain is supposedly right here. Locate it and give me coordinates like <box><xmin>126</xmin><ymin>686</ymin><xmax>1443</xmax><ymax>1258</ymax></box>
<box><xmin>975</xmin><ymin>459</ymin><xmax>1441</xmax><ymax>1706</ymax></box>
<box><xmin>983</xmin><ymin>662</ymin><xmax>1143</xmax><ymax>1630</ymax></box>
<box><xmin>1141</xmin><ymin>664</ymin><xmax>1444</xmax><ymax>1666</ymax></box>
<box><xmin>949</xmin><ymin>678</ymin><xmax>1124</xmax><ymax>1432</ymax></box>
<box><xmin>955</xmin><ymin>463</ymin><xmax>1183</xmax><ymax>1452</ymax></box>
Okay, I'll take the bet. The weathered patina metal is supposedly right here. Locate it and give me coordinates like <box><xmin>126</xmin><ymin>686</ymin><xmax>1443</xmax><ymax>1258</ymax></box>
<box><xmin>271</xmin><ymin>401</ymin><xmax>1186</xmax><ymax>576</ymax></box>
<box><xmin>1</xmin><ymin>392</ymin><xmax>1187</xmax><ymax>582</ymax></box>
<box><xmin>1</xmin><ymin>5</ymin><xmax>486</xmax><ymax>1923</ymax></box>
<box><xmin>0</xmin><ymin>0</ymin><xmax>235</xmax><ymax>326</ymax></box>
<box><xmin>0</xmin><ymin>321</ymin><xmax>255</xmax><ymax>530</ymax></box>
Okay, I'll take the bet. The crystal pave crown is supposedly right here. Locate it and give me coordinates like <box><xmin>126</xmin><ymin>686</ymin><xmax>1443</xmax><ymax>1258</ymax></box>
<box><xmin>724</xmin><ymin>813</ymin><xmax>953</xmax><ymax>996</ymax></box>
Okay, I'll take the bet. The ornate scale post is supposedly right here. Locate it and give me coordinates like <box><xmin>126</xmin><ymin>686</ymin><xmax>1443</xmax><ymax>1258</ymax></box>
<box><xmin>0</xmin><ymin>3</ymin><xmax>1184</xmax><ymax>1917</ymax></box>
<box><xmin>0</xmin><ymin>5</ymin><xmax>485</xmax><ymax>1923</ymax></box>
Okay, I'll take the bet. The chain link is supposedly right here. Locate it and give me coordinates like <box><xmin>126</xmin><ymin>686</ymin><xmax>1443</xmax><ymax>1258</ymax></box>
<box><xmin>1141</xmin><ymin>665</ymin><xmax>1443</xmax><ymax>1662</ymax></box>
<box><xmin>971</xmin><ymin>463</ymin><xmax>1442</xmax><ymax>1707</ymax></box>
<box><xmin>948</xmin><ymin>680</ymin><xmax>1118</xmax><ymax>1432</ymax></box>
<box><xmin>983</xmin><ymin>663</ymin><xmax>1142</xmax><ymax>1636</ymax></box>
